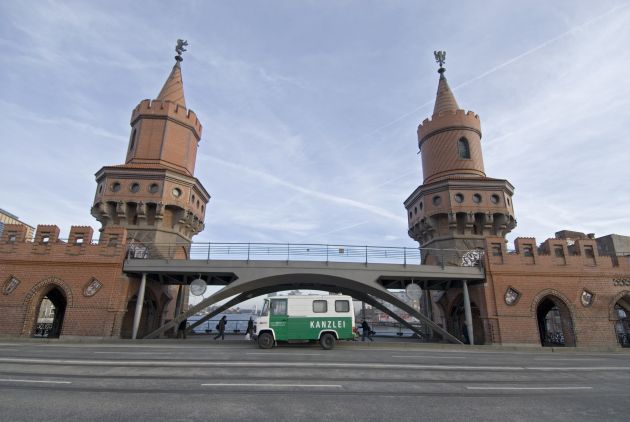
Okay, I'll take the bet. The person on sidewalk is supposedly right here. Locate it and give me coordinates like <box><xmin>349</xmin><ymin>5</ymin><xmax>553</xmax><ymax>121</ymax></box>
<box><xmin>177</xmin><ymin>319</ymin><xmax>188</xmax><ymax>339</ymax></box>
<box><xmin>214</xmin><ymin>315</ymin><xmax>227</xmax><ymax>340</ymax></box>
<box><xmin>361</xmin><ymin>319</ymin><xmax>374</xmax><ymax>342</ymax></box>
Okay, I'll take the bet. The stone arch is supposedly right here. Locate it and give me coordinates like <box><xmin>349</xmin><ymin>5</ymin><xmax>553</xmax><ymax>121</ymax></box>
<box><xmin>21</xmin><ymin>276</ymin><xmax>74</xmax><ymax>337</ymax></box>
<box><xmin>530</xmin><ymin>288</ymin><xmax>575</xmax><ymax>315</ymax></box>
<box><xmin>531</xmin><ymin>289</ymin><xmax>576</xmax><ymax>347</ymax></box>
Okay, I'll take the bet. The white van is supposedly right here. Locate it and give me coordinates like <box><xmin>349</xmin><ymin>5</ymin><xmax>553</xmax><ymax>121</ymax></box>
<box><xmin>254</xmin><ymin>294</ymin><xmax>356</xmax><ymax>350</ymax></box>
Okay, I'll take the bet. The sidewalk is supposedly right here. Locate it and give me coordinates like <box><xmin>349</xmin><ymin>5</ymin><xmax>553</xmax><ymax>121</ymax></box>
<box><xmin>1</xmin><ymin>333</ymin><xmax>626</xmax><ymax>353</ymax></box>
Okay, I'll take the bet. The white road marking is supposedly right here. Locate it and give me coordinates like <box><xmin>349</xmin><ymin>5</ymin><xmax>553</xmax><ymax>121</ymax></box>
<box><xmin>202</xmin><ymin>383</ymin><xmax>342</xmax><ymax>388</ymax></box>
<box><xmin>0</xmin><ymin>378</ymin><xmax>71</xmax><ymax>384</ymax></box>
<box><xmin>467</xmin><ymin>386</ymin><xmax>592</xmax><ymax>391</ymax></box>
<box><xmin>93</xmin><ymin>351</ymin><xmax>173</xmax><ymax>355</ymax></box>
<box><xmin>533</xmin><ymin>358</ymin><xmax>603</xmax><ymax>361</ymax></box>
<box><xmin>247</xmin><ymin>352</ymin><xmax>323</xmax><ymax>356</ymax></box>
<box><xmin>392</xmin><ymin>355</ymin><xmax>466</xmax><ymax>359</ymax></box>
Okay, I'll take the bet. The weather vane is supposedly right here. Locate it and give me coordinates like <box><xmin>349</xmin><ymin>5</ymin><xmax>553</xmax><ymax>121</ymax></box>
<box><xmin>434</xmin><ymin>50</ymin><xmax>446</xmax><ymax>74</ymax></box>
<box><xmin>175</xmin><ymin>39</ymin><xmax>188</xmax><ymax>62</ymax></box>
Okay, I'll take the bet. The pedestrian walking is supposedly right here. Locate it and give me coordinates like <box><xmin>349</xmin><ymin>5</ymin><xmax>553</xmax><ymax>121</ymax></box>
<box><xmin>361</xmin><ymin>319</ymin><xmax>374</xmax><ymax>342</ymax></box>
<box><xmin>214</xmin><ymin>315</ymin><xmax>227</xmax><ymax>340</ymax></box>
<box><xmin>245</xmin><ymin>317</ymin><xmax>254</xmax><ymax>336</ymax></box>
<box><xmin>177</xmin><ymin>318</ymin><xmax>187</xmax><ymax>339</ymax></box>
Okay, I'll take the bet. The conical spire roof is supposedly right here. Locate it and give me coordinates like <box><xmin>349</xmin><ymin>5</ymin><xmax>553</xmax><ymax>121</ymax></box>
<box><xmin>432</xmin><ymin>71</ymin><xmax>459</xmax><ymax>116</ymax></box>
<box><xmin>157</xmin><ymin>62</ymin><xmax>186</xmax><ymax>108</ymax></box>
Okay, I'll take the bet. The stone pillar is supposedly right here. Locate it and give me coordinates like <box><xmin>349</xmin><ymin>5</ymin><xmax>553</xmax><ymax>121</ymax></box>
<box><xmin>131</xmin><ymin>273</ymin><xmax>147</xmax><ymax>340</ymax></box>
<box><xmin>462</xmin><ymin>280</ymin><xmax>474</xmax><ymax>345</ymax></box>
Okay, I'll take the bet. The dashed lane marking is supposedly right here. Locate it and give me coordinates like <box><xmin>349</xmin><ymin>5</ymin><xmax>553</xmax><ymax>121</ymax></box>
<box><xmin>466</xmin><ymin>386</ymin><xmax>592</xmax><ymax>391</ymax></box>
<box><xmin>0</xmin><ymin>378</ymin><xmax>71</xmax><ymax>384</ymax></box>
<box><xmin>202</xmin><ymin>383</ymin><xmax>342</xmax><ymax>388</ymax></box>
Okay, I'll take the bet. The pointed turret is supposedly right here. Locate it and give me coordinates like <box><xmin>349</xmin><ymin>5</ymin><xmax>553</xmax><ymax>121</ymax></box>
<box><xmin>432</xmin><ymin>70</ymin><xmax>459</xmax><ymax>116</ymax></box>
<box><xmin>91</xmin><ymin>40</ymin><xmax>209</xmax><ymax>249</ymax></box>
<box><xmin>157</xmin><ymin>62</ymin><xmax>186</xmax><ymax>108</ymax></box>
<box><xmin>404</xmin><ymin>52</ymin><xmax>516</xmax><ymax>256</ymax></box>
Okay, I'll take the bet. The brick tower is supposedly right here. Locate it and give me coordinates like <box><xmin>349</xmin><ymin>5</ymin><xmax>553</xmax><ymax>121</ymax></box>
<box><xmin>404</xmin><ymin>54</ymin><xmax>516</xmax><ymax>263</ymax></box>
<box><xmin>91</xmin><ymin>44</ymin><xmax>209</xmax><ymax>255</ymax></box>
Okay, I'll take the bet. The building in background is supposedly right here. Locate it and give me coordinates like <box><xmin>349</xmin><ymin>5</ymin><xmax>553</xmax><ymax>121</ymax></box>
<box><xmin>0</xmin><ymin>209</ymin><xmax>34</xmax><ymax>240</ymax></box>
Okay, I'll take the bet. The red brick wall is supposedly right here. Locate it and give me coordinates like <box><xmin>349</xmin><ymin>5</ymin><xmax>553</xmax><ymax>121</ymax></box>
<box><xmin>0</xmin><ymin>224</ymin><xmax>171</xmax><ymax>338</ymax></box>
<box><xmin>482</xmin><ymin>236</ymin><xmax>630</xmax><ymax>347</ymax></box>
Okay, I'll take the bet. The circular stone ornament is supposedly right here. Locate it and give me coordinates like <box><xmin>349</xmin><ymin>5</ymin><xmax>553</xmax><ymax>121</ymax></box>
<box><xmin>190</xmin><ymin>278</ymin><xmax>207</xmax><ymax>296</ymax></box>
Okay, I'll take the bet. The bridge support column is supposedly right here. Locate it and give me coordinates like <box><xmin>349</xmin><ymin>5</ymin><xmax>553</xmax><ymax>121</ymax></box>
<box><xmin>462</xmin><ymin>280</ymin><xmax>474</xmax><ymax>345</ymax></box>
<box><xmin>132</xmin><ymin>273</ymin><xmax>147</xmax><ymax>340</ymax></box>
<box><xmin>423</xmin><ymin>281</ymin><xmax>433</xmax><ymax>339</ymax></box>
<box><xmin>174</xmin><ymin>285</ymin><xmax>184</xmax><ymax>318</ymax></box>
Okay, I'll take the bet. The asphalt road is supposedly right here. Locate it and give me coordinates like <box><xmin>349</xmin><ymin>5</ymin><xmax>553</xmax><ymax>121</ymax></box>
<box><xmin>0</xmin><ymin>337</ymin><xmax>629</xmax><ymax>421</ymax></box>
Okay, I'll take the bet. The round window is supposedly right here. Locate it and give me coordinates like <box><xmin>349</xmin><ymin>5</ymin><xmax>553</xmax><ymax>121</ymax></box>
<box><xmin>149</xmin><ymin>183</ymin><xmax>159</xmax><ymax>194</ymax></box>
<box><xmin>432</xmin><ymin>195</ymin><xmax>441</xmax><ymax>206</ymax></box>
<box><xmin>419</xmin><ymin>202</ymin><xmax>423</xmax><ymax>210</ymax></box>
<box><xmin>172</xmin><ymin>187</ymin><xmax>182</xmax><ymax>198</ymax></box>
<box><xmin>98</xmin><ymin>184</ymin><xmax>103</xmax><ymax>194</ymax></box>
<box><xmin>454</xmin><ymin>193</ymin><xmax>464</xmax><ymax>203</ymax></box>
<box><xmin>111</xmin><ymin>182</ymin><xmax>121</xmax><ymax>192</ymax></box>
<box><xmin>408</xmin><ymin>211</ymin><xmax>412</xmax><ymax>219</ymax></box>
<box><xmin>414</xmin><ymin>206</ymin><xmax>417</xmax><ymax>215</ymax></box>
<box><xmin>491</xmin><ymin>194</ymin><xmax>500</xmax><ymax>204</ymax></box>
<box><xmin>472</xmin><ymin>193</ymin><xmax>482</xmax><ymax>203</ymax></box>
<box><xmin>130</xmin><ymin>183</ymin><xmax>140</xmax><ymax>193</ymax></box>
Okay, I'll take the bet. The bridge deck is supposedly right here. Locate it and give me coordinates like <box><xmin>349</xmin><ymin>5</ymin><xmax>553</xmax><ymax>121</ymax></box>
<box><xmin>123</xmin><ymin>259</ymin><xmax>485</xmax><ymax>290</ymax></box>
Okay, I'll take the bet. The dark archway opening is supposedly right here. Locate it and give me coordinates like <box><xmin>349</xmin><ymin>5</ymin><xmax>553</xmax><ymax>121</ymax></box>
<box><xmin>34</xmin><ymin>287</ymin><xmax>67</xmax><ymax>338</ymax></box>
<box><xmin>536</xmin><ymin>296</ymin><xmax>575</xmax><ymax>347</ymax></box>
<box><xmin>120</xmin><ymin>293</ymin><xmax>159</xmax><ymax>339</ymax></box>
<box><xmin>448</xmin><ymin>297</ymin><xmax>485</xmax><ymax>345</ymax></box>
<box><xmin>614</xmin><ymin>297</ymin><xmax>630</xmax><ymax>347</ymax></box>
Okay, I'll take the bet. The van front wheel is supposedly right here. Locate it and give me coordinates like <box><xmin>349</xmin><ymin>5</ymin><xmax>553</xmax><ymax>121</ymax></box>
<box><xmin>258</xmin><ymin>332</ymin><xmax>274</xmax><ymax>349</ymax></box>
<box><xmin>320</xmin><ymin>333</ymin><xmax>336</xmax><ymax>350</ymax></box>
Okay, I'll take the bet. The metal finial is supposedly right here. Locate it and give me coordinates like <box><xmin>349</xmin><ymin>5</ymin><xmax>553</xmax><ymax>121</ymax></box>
<box><xmin>434</xmin><ymin>50</ymin><xmax>446</xmax><ymax>76</ymax></box>
<box><xmin>175</xmin><ymin>39</ymin><xmax>188</xmax><ymax>62</ymax></box>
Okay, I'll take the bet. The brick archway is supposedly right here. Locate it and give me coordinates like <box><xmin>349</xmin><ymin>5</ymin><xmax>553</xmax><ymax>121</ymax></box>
<box><xmin>608</xmin><ymin>290</ymin><xmax>630</xmax><ymax>320</ymax></box>
<box><xmin>21</xmin><ymin>276</ymin><xmax>74</xmax><ymax>337</ymax></box>
<box><xmin>532</xmin><ymin>289</ymin><xmax>576</xmax><ymax>347</ymax></box>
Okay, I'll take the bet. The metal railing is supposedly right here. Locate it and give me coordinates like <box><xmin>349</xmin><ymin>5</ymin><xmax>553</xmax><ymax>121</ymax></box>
<box><xmin>126</xmin><ymin>242</ymin><xmax>485</xmax><ymax>268</ymax></box>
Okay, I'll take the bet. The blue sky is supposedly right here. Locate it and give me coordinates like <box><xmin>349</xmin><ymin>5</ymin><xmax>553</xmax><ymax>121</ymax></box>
<box><xmin>1</xmin><ymin>0</ymin><xmax>629</xmax><ymax>250</ymax></box>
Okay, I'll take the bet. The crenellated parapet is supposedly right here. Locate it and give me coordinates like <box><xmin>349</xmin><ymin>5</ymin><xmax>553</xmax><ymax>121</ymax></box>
<box><xmin>0</xmin><ymin>224</ymin><xmax>128</xmax><ymax>261</ymax></box>
<box><xmin>418</xmin><ymin>109</ymin><xmax>481</xmax><ymax>148</ymax></box>
<box><xmin>130</xmin><ymin>99</ymin><xmax>202</xmax><ymax>140</ymax></box>
<box><xmin>484</xmin><ymin>236</ymin><xmax>630</xmax><ymax>271</ymax></box>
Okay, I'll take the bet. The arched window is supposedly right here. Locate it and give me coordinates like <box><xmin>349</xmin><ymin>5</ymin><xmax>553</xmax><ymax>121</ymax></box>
<box><xmin>458</xmin><ymin>137</ymin><xmax>471</xmax><ymax>159</ymax></box>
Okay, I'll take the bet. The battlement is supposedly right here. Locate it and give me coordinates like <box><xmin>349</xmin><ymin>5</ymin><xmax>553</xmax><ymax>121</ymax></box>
<box><xmin>0</xmin><ymin>224</ymin><xmax>128</xmax><ymax>261</ymax></box>
<box><xmin>418</xmin><ymin>109</ymin><xmax>481</xmax><ymax>142</ymax></box>
<box><xmin>130</xmin><ymin>99</ymin><xmax>202</xmax><ymax>139</ymax></box>
<box><xmin>484</xmin><ymin>236</ymin><xmax>630</xmax><ymax>271</ymax></box>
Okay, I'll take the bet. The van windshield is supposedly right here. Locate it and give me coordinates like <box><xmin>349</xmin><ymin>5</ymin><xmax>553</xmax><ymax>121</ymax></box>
<box><xmin>261</xmin><ymin>300</ymin><xmax>269</xmax><ymax>316</ymax></box>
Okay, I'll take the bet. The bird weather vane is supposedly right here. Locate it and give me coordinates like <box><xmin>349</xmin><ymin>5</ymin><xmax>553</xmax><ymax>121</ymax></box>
<box><xmin>434</xmin><ymin>50</ymin><xmax>446</xmax><ymax>69</ymax></box>
<box><xmin>175</xmin><ymin>39</ymin><xmax>188</xmax><ymax>62</ymax></box>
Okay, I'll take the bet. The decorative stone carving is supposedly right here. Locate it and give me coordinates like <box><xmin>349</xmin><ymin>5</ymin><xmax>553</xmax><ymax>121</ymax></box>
<box><xmin>3</xmin><ymin>276</ymin><xmax>20</xmax><ymax>295</ymax></box>
<box><xmin>83</xmin><ymin>278</ymin><xmax>103</xmax><ymax>297</ymax></box>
